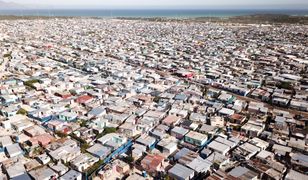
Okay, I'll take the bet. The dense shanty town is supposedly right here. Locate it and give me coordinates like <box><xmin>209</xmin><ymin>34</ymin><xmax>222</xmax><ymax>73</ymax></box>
<box><xmin>0</xmin><ymin>18</ymin><xmax>307</xmax><ymax>180</ymax></box>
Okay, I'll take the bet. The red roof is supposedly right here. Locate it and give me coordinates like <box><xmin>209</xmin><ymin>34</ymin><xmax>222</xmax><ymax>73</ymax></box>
<box><xmin>141</xmin><ymin>154</ymin><xmax>164</xmax><ymax>172</ymax></box>
<box><xmin>163</xmin><ymin>115</ymin><xmax>181</xmax><ymax>126</ymax></box>
<box><xmin>29</xmin><ymin>134</ymin><xmax>54</xmax><ymax>146</ymax></box>
<box><xmin>76</xmin><ymin>95</ymin><xmax>93</xmax><ymax>104</ymax></box>
<box><xmin>55</xmin><ymin>92</ymin><xmax>72</xmax><ymax>99</ymax></box>
<box><xmin>230</xmin><ymin>114</ymin><xmax>245</xmax><ymax>121</ymax></box>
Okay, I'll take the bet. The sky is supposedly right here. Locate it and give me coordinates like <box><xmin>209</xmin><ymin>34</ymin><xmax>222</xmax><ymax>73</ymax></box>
<box><xmin>4</xmin><ymin>0</ymin><xmax>308</xmax><ymax>9</ymax></box>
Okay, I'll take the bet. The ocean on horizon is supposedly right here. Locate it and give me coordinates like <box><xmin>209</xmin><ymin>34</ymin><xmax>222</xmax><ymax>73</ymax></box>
<box><xmin>0</xmin><ymin>9</ymin><xmax>307</xmax><ymax>18</ymax></box>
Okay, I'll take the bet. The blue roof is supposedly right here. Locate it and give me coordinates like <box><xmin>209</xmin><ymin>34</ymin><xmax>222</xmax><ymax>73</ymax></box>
<box><xmin>174</xmin><ymin>148</ymin><xmax>191</xmax><ymax>160</ymax></box>
<box><xmin>87</xmin><ymin>144</ymin><xmax>111</xmax><ymax>158</ymax></box>
<box><xmin>11</xmin><ymin>173</ymin><xmax>31</xmax><ymax>180</ymax></box>
<box><xmin>88</xmin><ymin>107</ymin><xmax>105</xmax><ymax>116</ymax></box>
<box><xmin>174</xmin><ymin>94</ymin><xmax>187</xmax><ymax>101</ymax></box>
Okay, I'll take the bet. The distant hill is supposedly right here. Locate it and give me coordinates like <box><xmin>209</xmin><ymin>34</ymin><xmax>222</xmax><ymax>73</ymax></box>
<box><xmin>0</xmin><ymin>0</ymin><xmax>26</xmax><ymax>9</ymax></box>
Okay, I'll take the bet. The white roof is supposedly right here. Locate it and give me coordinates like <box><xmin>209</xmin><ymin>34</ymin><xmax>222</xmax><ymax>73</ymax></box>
<box><xmin>219</xmin><ymin>108</ymin><xmax>235</xmax><ymax>116</ymax></box>
<box><xmin>187</xmin><ymin>156</ymin><xmax>212</xmax><ymax>173</ymax></box>
<box><xmin>208</xmin><ymin>140</ymin><xmax>230</xmax><ymax>154</ymax></box>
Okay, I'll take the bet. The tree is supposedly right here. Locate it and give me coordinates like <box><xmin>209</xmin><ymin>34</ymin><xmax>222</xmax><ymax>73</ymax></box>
<box><xmin>124</xmin><ymin>156</ymin><xmax>134</xmax><ymax>164</ymax></box>
<box><xmin>69</xmin><ymin>89</ymin><xmax>77</xmax><ymax>96</ymax></box>
<box><xmin>153</xmin><ymin>96</ymin><xmax>161</xmax><ymax>103</ymax></box>
<box><xmin>278</xmin><ymin>81</ymin><xmax>293</xmax><ymax>90</ymax></box>
<box><xmin>79</xmin><ymin>119</ymin><xmax>87</xmax><ymax>127</ymax></box>
<box><xmin>104</xmin><ymin>127</ymin><xmax>117</xmax><ymax>134</ymax></box>
<box><xmin>96</xmin><ymin>127</ymin><xmax>117</xmax><ymax>139</ymax></box>
<box><xmin>3</xmin><ymin>53</ymin><xmax>12</xmax><ymax>59</ymax></box>
<box><xmin>17</xmin><ymin>108</ymin><xmax>27</xmax><ymax>115</ymax></box>
<box><xmin>24</xmin><ymin>79</ymin><xmax>40</xmax><ymax>89</ymax></box>
<box><xmin>80</xmin><ymin>143</ymin><xmax>90</xmax><ymax>153</ymax></box>
<box><xmin>55</xmin><ymin>131</ymin><xmax>68</xmax><ymax>138</ymax></box>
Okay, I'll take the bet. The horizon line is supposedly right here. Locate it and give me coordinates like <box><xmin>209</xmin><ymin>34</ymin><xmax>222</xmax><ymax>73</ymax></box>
<box><xmin>1</xmin><ymin>7</ymin><xmax>308</xmax><ymax>10</ymax></box>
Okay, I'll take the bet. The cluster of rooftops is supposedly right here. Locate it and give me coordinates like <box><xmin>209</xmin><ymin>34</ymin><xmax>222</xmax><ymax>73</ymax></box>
<box><xmin>0</xmin><ymin>18</ymin><xmax>307</xmax><ymax>180</ymax></box>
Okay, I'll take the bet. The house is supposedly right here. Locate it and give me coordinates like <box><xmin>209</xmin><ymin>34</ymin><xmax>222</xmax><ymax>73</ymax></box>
<box><xmin>119</xmin><ymin>122</ymin><xmax>140</xmax><ymax>137</ymax></box>
<box><xmin>86</xmin><ymin>143</ymin><xmax>111</xmax><ymax>160</ymax></box>
<box><xmin>113</xmin><ymin>159</ymin><xmax>130</xmax><ymax>174</ymax></box>
<box><xmin>58</xmin><ymin>111</ymin><xmax>78</xmax><ymax>122</ymax></box>
<box><xmin>218</xmin><ymin>108</ymin><xmax>235</xmax><ymax>116</ymax></box>
<box><xmin>5</xmin><ymin>143</ymin><xmax>23</xmax><ymax>158</ymax></box>
<box><xmin>218</xmin><ymin>93</ymin><xmax>234</xmax><ymax>103</ymax></box>
<box><xmin>189</xmin><ymin>113</ymin><xmax>207</xmax><ymax>123</ymax></box>
<box><xmin>60</xmin><ymin>170</ymin><xmax>82</xmax><ymax>180</ymax></box>
<box><xmin>143</xmin><ymin>110</ymin><xmax>166</xmax><ymax>121</ymax></box>
<box><xmin>250</xmin><ymin>88</ymin><xmax>271</xmax><ymax>102</ymax></box>
<box><xmin>187</xmin><ymin>156</ymin><xmax>212</xmax><ymax>174</ymax></box>
<box><xmin>88</xmin><ymin>106</ymin><xmax>106</xmax><ymax>118</ymax></box>
<box><xmin>169</xmin><ymin>108</ymin><xmax>189</xmax><ymax>118</ymax></box>
<box><xmin>48</xmin><ymin>143</ymin><xmax>81</xmax><ymax>163</ymax></box>
<box><xmin>1</xmin><ymin>106</ymin><xmax>19</xmax><ymax>117</ymax></box>
<box><xmin>290</xmin><ymin>153</ymin><xmax>308</xmax><ymax>169</ymax></box>
<box><xmin>70</xmin><ymin>153</ymin><xmax>99</xmax><ymax>172</ymax></box>
<box><xmin>29</xmin><ymin>166</ymin><xmax>58</xmax><ymax>180</ymax></box>
<box><xmin>181</xmin><ymin>120</ymin><xmax>199</xmax><ymax>130</ymax></box>
<box><xmin>132</xmin><ymin>143</ymin><xmax>147</xmax><ymax>160</ymax></box>
<box><xmin>288</xmin><ymin>138</ymin><xmax>306</xmax><ymax>151</ymax></box>
<box><xmin>168</xmin><ymin>163</ymin><xmax>195</xmax><ymax>180</ymax></box>
<box><xmin>157</xmin><ymin>136</ymin><xmax>178</xmax><ymax>156</ymax></box>
<box><xmin>232</xmin><ymin>100</ymin><xmax>247</xmax><ymax>112</ymax></box>
<box><xmin>174</xmin><ymin>93</ymin><xmax>189</xmax><ymax>101</ymax></box>
<box><xmin>162</xmin><ymin>115</ymin><xmax>182</xmax><ymax>127</ymax></box>
<box><xmin>4</xmin><ymin>162</ymin><xmax>27</xmax><ymax>179</ymax></box>
<box><xmin>228</xmin><ymin>113</ymin><xmax>246</xmax><ymax>125</ymax></box>
<box><xmin>272</xmin><ymin>96</ymin><xmax>290</xmax><ymax>107</ymax></box>
<box><xmin>90</xmin><ymin>118</ymin><xmax>108</xmax><ymax>133</ymax></box>
<box><xmin>210</xmin><ymin>116</ymin><xmax>225</xmax><ymax>128</ymax></box>
<box><xmin>0</xmin><ymin>95</ymin><xmax>19</xmax><ymax>105</ymax></box>
<box><xmin>206</xmin><ymin>151</ymin><xmax>229</xmax><ymax>169</ymax></box>
<box><xmin>248</xmin><ymin>137</ymin><xmax>269</xmax><ymax>150</ymax></box>
<box><xmin>36</xmin><ymin>153</ymin><xmax>51</xmax><ymax>165</ymax></box>
<box><xmin>75</xmin><ymin>95</ymin><xmax>93</xmax><ymax>104</ymax></box>
<box><xmin>241</xmin><ymin>120</ymin><xmax>265</xmax><ymax>137</ymax></box>
<box><xmin>8</xmin><ymin>117</ymin><xmax>33</xmax><ymax>132</ymax></box>
<box><xmin>11</xmin><ymin>173</ymin><xmax>32</xmax><ymax>180</ymax></box>
<box><xmin>171</xmin><ymin>126</ymin><xmax>189</xmax><ymax>140</ymax></box>
<box><xmin>233</xmin><ymin>142</ymin><xmax>260</xmax><ymax>160</ymax></box>
<box><xmin>272</xmin><ymin>144</ymin><xmax>292</xmax><ymax>156</ymax></box>
<box><xmin>290</xmin><ymin>100</ymin><xmax>308</xmax><ymax>112</ymax></box>
<box><xmin>184</xmin><ymin>131</ymin><xmax>208</xmax><ymax>147</ymax></box>
<box><xmin>49</xmin><ymin>162</ymin><xmax>69</xmax><ymax>176</ymax></box>
<box><xmin>200</xmin><ymin>148</ymin><xmax>212</xmax><ymax>159</ymax></box>
<box><xmin>248</xmin><ymin>102</ymin><xmax>268</xmax><ymax>114</ymax></box>
<box><xmin>125</xmin><ymin>173</ymin><xmax>148</xmax><ymax>180</ymax></box>
<box><xmin>175</xmin><ymin>70</ymin><xmax>194</xmax><ymax>78</ymax></box>
<box><xmin>97</xmin><ymin>133</ymin><xmax>127</xmax><ymax>150</ymax></box>
<box><xmin>28</xmin><ymin>108</ymin><xmax>53</xmax><ymax>122</ymax></box>
<box><xmin>73</xmin><ymin>127</ymin><xmax>96</xmax><ymax>142</ymax></box>
<box><xmin>136</xmin><ymin>135</ymin><xmax>156</xmax><ymax>149</ymax></box>
<box><xmin>207</xmin><ymin>140</ymin><xmax>231</xmax><ymax>156</ymax></box>
<box><xmin>228</xmin><ymin>166</ymin><xmax>258</xmax><ymax>180</ymax></box>
<box><xmin>23</xmin><ymin>125</ymin><xmax>46</xmax><ymax>137</ymax></box>
<box><xmin>0</xmin><ymin>136</ymin><xmax>13</xmax><ymax>148</ymax></box>
<box><xmin>199</xmin><ymin>124</ymin><xmax>217</xmax><ymax>136</ymax></box>
<box><xmin>215</xmin><ymin>136</ymin><xmax>239</xmax><ymax>149</ymax></box>
<box><xmin>28</xmin><ymin>134</ymin><xmax>54</xmax><ymax>147</ymax></box>
<box><xmin>174</xmin><ymin>148</ymin><xmax>194</xmax><ymax>161</ymax></box>
<box><xmin>256</xmin><ymin>150</ymin><xmax>274</xmax><ymax>162</ymax></box>
<box><xmin>47</xmin><ymin>120</ymin><xmax>67</xmax><ymax>132</ymax></box>
<box><xmin>141</xmin><ymin>154</ymin><xmax>165</xmax><ymax>174</ymax></box>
